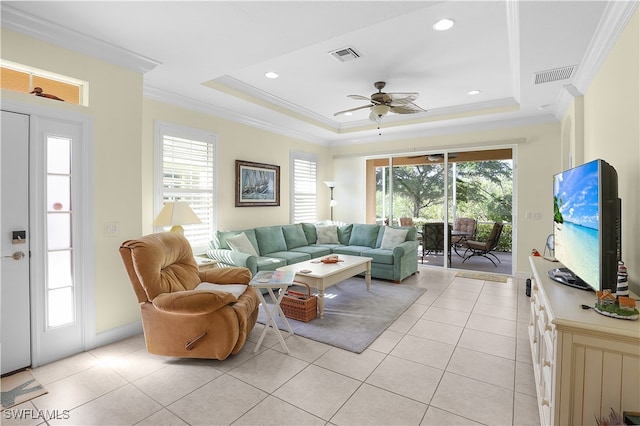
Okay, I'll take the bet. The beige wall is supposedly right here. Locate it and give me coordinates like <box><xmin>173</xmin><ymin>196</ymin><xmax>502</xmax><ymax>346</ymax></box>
<box><xmin>580</xmin><ymin>9</ymin><xmax>639</xmax><ymax>293</ymax></box>
<box><xmin>141</xmin><ymin>99</ymin><xmax>333</xmax><ymax>234</ymax></box>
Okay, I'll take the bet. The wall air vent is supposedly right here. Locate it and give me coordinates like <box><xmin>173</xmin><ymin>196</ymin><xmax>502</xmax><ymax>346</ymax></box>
<box><xmin>329</xmin><ymin>46</ymin><xmax>361</xmax><ymax>63</ymax></box>
<box><xmin>533</xmin><ymin>65</ymin><xmax>576</xmax><ymax>84</ymax></box>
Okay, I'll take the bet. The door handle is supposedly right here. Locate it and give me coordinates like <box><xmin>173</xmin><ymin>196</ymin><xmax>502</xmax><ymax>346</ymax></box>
<box><xmin>2</xmin><ymin>251</ymin><xmax>25</xmax><ymax>260</ymax></box>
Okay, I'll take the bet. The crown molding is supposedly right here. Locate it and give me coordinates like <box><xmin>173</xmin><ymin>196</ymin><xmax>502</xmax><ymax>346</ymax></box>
<box><xmin>572</xmin><ymin>0</ymin><xmax>638</xmax><ymax>94</ymax></box>
<box><xmin>1</xmin><ymin>4</ymin><xmax>160</xmax><ymax>74</ymax></box>
<box><xmin>213</xmin><ymin>75</ymin><xmax>338</xmax><ymax>129</ymax></box>
<box><xmin>553</xmin><ymin>0</ymin><xmax>638</xmax><ymax>121</ymax></box>
<box><xmin>143</xmin><ymin>86</ymin><xmax>330</xmax><ymax>146</ymax></box>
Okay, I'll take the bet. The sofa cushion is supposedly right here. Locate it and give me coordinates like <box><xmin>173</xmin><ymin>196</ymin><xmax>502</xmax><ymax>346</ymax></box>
<box><xmin>337</xmin><ymin>224</ymin><xmax>353</xmax><ymax>245</ymax></box>
<box><xmin>256</xmin><ymin>256</ymin><xmax>287</xmax><ymax>271</ymax></box>
<box><xmin>282</xmin><ymin>224</ymin><xmax>308</xmax><ymax>249</ymax></box>
<box><xmin>261</xmin><ymin>251</ymin><xmax>311</xmax><ymax>265</ymax></box>
<box><xmin>349</xmin><ymin>224</ymin><xmax>380</xmax><ymax>248</ymax></box>
<box><xmin>360</xmin><ymin>248</ymin><xmax>395</xmax><ymax>265</ymax></box>
<box><xmin>316</xmin><ymin>224</ymin><xmax>339</xmax><ymax>244</ymax></box>
<box><xmin>301</xmin><ymin>222</ymin><xmax>317</xmax><ymax>244</ymax></box>
<box><xmin>226</xmin><ymin>232</ymin><xmax>259</xmax><ymax>256</ymax></box>
<box><xmin>291</xmin><ymin>245</ymin><xmax>331</xmax><ymax>258</ymax></box>
<box><xmin>255</xmin><ymin>226</ymin><xmax>287</xmax><ymax>255</ymax></box>
<box><xmin>379</xmin><ymin>227</ymin><xmax>409</xmax><ymax>250</ymax></box>
<box><xmin>332</xmin><ymin>245</ymin><xmax>373</xmax><ymax>256</ymax></box>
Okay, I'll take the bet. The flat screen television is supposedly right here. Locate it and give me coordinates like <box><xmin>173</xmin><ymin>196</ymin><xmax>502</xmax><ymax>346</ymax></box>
<box><xmin>549</xmin><ymin>159</ymin><xmax>620</xmax><ymax>292</ymax></box>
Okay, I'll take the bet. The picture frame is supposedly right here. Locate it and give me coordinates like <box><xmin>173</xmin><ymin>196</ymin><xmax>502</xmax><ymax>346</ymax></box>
<box><xmin>235</xmin><ymin>160</ymin><xmax>280</xmax><ymax>207</ymax></box>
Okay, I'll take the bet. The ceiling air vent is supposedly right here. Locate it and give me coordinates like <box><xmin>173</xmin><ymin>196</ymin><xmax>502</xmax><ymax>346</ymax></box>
<box><xmin>329</xmin><ymin>46</ymin><xmax>361</xmax><ymax>63</ymax></box>
<box><xmin>533</xmin><ymin>65</ymin><xmax>576</xmax><ymax>84</ymax></box>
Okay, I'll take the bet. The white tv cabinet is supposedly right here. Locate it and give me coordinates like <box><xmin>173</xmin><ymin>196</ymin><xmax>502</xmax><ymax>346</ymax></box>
<box><xmin>528</xmin><ymin>256</ymin><xmax>639</xmax><ymax>425</ymax></box>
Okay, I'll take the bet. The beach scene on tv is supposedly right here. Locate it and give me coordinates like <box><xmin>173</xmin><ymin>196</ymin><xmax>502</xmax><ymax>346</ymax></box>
<box><xmin>553</xmin><ymin>161</ymin><xmax>599</xmax><ymax>286</ymax></box>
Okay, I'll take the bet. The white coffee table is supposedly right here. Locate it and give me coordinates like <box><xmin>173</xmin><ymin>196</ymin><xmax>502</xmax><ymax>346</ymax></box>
<box><xmin>277</xmin><ymin>254</ymin><xmax>372</xmax><ymax>317</ymax></box>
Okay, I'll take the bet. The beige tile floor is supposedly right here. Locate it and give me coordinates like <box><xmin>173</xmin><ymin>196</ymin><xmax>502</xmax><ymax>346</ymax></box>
<box><xmin>5</xmin><ymin>266</ymin><xmax>541</xmax><ymax>425</ymax></box>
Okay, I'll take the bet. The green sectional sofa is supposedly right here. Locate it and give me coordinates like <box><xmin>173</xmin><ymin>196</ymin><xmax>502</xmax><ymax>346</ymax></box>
<box><xmin>207</xmin><ymin>223</ymin><xmax>419</xmax><ymax>283</ymax></box>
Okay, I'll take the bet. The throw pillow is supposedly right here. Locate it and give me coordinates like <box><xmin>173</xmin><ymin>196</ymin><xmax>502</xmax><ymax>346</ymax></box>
<box><xmin>380</xmin><ymin>227</ymin><xmax>409</xmax><ymax>250</ymax></box>
<box><xmin>226</xmin><ymin>232</ymin><xmax>259</xmax><ymax>257</ymax></box>
<box><xmin>195</xmin><ymin>282</ymin><xmax>247</xmax><ymax>299</ymax></box>
<box><xmin>316</xmin><ymin>224</ymin><xmax>339</xmax><ymax>244</ymax></box>
<box><xmin>282</xmin><ymin>224</ymin><xmax>308</xmax><ymax>249</ymax></box>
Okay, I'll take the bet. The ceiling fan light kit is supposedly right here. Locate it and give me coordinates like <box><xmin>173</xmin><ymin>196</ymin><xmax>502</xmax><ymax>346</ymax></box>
<box><xmin>371</xmin><ymin>104</ymin><xmax>390</xmax><ymax>117</ymax></box>
<box><xmin>334</xmin><ymin>81</ymin><xmax>427</xmax><ymax>133</ymax></box>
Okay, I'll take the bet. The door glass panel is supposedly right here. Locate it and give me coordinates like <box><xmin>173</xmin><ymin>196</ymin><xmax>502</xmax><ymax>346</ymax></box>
<box><xmin>376</xmin><ymin>164</ymin><xmax>391</xmax><ymax>225</ymax></box>
<box><xmin>47</xmin><ymin>251</ymin><xmax>72</xmax><ymax>289</ymax></box>
<box><xmin>47</xmin><ymin>214</ymin><xmax>71</xmax><ymax>249</ymax></box>
<box><xmin>47</xmin><ymin>287</ymin><xmax>74</xmax><ymax>327</ymax></box>
<box><xmin>46</xmin><ymin>135</ymin><xmax>74</xmax><ymax>328</ymax></box>
<box><xmin>47</xmin><ymin>175</ymin><xmax>70</xmax><ymax>211</ymax></box>
<box><xmin>47</xmin><ymin>137</ymin><xmax>70</xmax><ymax>174</ymax></box>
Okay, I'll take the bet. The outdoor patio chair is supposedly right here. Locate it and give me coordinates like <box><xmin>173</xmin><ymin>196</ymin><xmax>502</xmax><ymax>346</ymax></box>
<box><xmin>462</xmin><ymin>221</ymin><xmax>504</xmax><ymax>267</ymax></box>
<box><xmin>421</xmin><ymin>222</ymin><xmax>452</xmax><ymax>264</ymax></box>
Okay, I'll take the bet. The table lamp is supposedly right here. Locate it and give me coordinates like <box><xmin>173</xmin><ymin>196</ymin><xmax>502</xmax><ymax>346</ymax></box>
<box><xmin>153</xmin><ymin>202</ymin><xmax>201</xmax><ymax>234</ymax></box>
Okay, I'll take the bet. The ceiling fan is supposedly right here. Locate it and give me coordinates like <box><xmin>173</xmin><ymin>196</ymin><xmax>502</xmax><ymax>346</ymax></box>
<box><xmin>333</xmin><ymin>81</ymin><xmax>426</xmax><ymax>123</ymax></box>
<box><xmin>408</xmin><ymin>153</ymin><xmax>459</xmax><ymax>162</ymax></box>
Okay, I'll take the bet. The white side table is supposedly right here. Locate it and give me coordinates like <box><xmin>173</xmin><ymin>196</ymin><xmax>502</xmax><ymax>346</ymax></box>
<box><xmin>249</xmin><ymin>271</ymin><xmax>295</xmax><ymax>353</ymax></box>
<box><xmin>195</xmin><ymin>257</ymin><xmax>219</xmax><ymax>271</ymax></box>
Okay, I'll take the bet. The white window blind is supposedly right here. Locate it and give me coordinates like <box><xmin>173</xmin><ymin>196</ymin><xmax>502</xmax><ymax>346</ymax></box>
<box><xmin>156</xmin><ymin>123</ymin><xmax>216</xmax><ymax>253</ymax></box>
<box><xmin>291</xmin><ymin>151</ymin><xmax>317</xmax><ymax>223</ymax></box>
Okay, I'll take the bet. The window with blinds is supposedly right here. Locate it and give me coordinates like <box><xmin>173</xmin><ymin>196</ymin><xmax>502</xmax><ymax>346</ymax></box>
<box><xmin>291</xmin><ymin>151</ymin><xmax>318</xmax><ymax>223</ymax></box>
<box><xmin>155</xmin><ymin>123</ymin><xmax>216</xmax><ymax>253</ymax></box>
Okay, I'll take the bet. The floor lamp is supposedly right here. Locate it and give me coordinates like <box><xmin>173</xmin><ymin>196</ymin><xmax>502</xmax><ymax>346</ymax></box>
<box><xmin>324</xmin><ymin>181</ymin><xmax>336</xmax><ymax>221</ymax></box>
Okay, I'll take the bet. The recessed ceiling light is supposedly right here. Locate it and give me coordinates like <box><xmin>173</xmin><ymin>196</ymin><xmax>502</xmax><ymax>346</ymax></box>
<box><xmin>344</xmin><ymin>112</ymin><xmax>352</xmax><ymax>116</ymax></box>
<box><xmin>264</xmin><ymin>71</ymin><xmax>279</xmax><ymax>79</ymax></box>
<box><xmin>433</xmin><ymin>18</ymin><xmax>454</xmax><ymax>31</ymax></box>
<box><xmin>468</xmin><ymin>90</ymin><xmax>481</xmax><ymax>95</ymax></box>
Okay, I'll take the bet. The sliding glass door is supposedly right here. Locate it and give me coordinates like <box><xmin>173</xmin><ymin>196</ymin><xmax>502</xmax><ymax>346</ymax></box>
<box><xmin>368</xmin><ymin>148</ymin><xmax>513</xmax><ymax>273</ymax></box>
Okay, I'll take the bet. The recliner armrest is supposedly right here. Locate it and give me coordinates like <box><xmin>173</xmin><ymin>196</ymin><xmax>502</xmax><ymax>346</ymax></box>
<box><xmin>199</xmin><ymin>266</ymin><xmax>252</xmax><ymax>284</ymax></box>
<box><xmin>152</xmin><ymin>290</ymin><xmax>238</xmax><ymax>315</ymax></box>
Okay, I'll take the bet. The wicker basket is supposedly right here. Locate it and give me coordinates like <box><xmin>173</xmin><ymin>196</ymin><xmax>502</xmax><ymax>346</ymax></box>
<box><xmin>280</xmin><ymin>281</ymin><xmax>317</xmax><ymax>322</ymax></box>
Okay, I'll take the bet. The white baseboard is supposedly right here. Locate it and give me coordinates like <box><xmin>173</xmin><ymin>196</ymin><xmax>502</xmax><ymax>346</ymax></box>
<box><xmin>91</xmin><ymin>320</ymin><xmax>143</xmax><ymax>350</ymax></box>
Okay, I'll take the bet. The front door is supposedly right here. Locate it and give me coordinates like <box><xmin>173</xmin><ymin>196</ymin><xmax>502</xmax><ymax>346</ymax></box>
<box><xmin>1</xmin><ymin>110</ymin><xmax>31</xmax><ymax>375</ymax></box>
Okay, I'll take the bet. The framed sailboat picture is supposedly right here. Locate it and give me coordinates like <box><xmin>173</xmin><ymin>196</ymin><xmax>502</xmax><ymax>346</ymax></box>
<box><xmin>235</xmin><ymin>160</ymin><xmax>280</xmax><ymax>207</ymax></box>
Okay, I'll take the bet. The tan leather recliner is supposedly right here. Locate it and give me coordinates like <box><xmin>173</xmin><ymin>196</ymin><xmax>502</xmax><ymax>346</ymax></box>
<box><xmin>119</xmin><ymin>232</ymin><xmax>259</xmax><ymax>360</ymax></box>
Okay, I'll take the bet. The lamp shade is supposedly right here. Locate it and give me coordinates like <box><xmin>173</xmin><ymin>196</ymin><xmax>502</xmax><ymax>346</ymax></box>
<box><xmin>324</xmin><ymin>181</ymin><xmax>336</xmax><ymax>188</ymax></box>
<box><xmin>153</xmin><ymin>202</ymin><xmax>201</xmax><ymax>234</ymax></box>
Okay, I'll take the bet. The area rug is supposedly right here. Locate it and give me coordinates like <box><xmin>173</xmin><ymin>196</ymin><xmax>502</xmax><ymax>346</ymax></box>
<box><xmin>455</xmin><ymin>271</ymin><xmax>508</xmax><ymax>283</ymax></box>
<box><xmin>1</xmin><ymin>369</ymin><xmax>47</xmax><ymax>409</ymax></box>
<box><xmin>257</xmin><ymin>277</ymin><xmax>426</xmax><ymax>353</ymax></box>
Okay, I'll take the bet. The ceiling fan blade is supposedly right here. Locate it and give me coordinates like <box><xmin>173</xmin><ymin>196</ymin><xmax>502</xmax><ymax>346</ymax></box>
<box><xmin>333</xmin><ymin>104</ymin><xmax>372</xmax><ymax>116</ymax></box>
<box><xmin>387</xmin><ymin>92</ymin><xmax>419</xmax><ymax>105</ymax></box>
<box><xmin>390</xmin><ymin>103</ymin><xmax>426</xmax><ymax>114</ymax></box>
<box><xmin>347</xmin><ymin>94</ymin><xmax>371</xmax><ymax>101</ymax></box>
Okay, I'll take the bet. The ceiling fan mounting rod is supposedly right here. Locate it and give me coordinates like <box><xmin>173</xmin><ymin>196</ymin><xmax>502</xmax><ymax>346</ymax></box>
<box><xmin>374</xmin><ymin>81</ymin><xmax>386</xmax><ymax>92</ymax></box>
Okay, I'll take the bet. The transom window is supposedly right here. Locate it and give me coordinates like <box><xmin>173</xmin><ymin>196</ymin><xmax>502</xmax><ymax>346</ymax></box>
<box><xmin>1</xmin><ymin>60</ymin><xmax>87</xmax><ymax>106</ymax></box>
